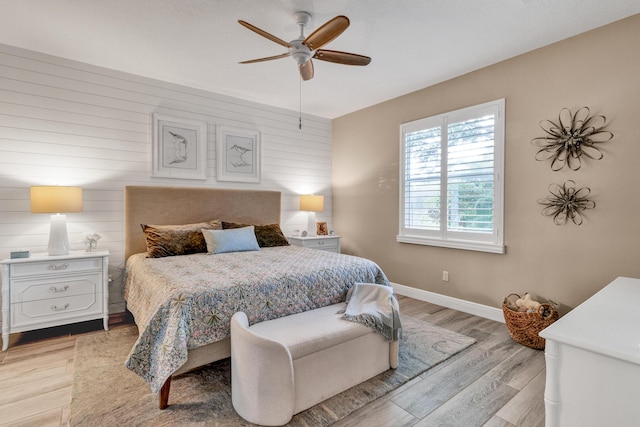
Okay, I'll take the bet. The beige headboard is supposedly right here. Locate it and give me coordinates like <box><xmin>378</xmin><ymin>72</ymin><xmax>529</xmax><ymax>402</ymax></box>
<box><xmin>124</xmin><ymin>186</ymin><xmax>282</xmax><ymax>260</ymax></box>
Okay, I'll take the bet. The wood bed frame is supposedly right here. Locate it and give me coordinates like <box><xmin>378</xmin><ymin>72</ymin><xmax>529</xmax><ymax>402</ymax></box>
<box><xmin>124</xmin><ymin>185</ymin><xmax>282</xmax><ymax>409</ymax></box>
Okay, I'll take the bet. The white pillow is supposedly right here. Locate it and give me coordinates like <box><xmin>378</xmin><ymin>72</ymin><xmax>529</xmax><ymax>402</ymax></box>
<box><xmin>202</xmin><ymin>226</ymin><xmax>260</xmax><ymax>254</ymax></box>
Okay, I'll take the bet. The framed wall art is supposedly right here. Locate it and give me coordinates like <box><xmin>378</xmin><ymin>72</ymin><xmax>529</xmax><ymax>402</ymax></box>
<box><xmin>216</xmin><ymin>126</ymin><xmax>261</xmax><ymax>183</ymax></box>
<box><xmin>316</xmin><ymin>221</ymin><xmax>328</xmax><ymax>236</ymax></box>
<box><xmin>151</xmin><ymin>113</ymin><xmax>207</xmax><ymax>180</ymax></box>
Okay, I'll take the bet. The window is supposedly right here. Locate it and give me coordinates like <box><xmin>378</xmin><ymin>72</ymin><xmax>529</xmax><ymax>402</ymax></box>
<box><xmin>398</xmin><ymin>99</ymin><xmax>505</xmax><ymax>253</ymax></box>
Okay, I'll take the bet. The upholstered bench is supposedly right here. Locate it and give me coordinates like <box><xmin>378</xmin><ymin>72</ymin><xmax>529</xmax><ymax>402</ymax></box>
<box><xmin>230</xmin><ymin>303</ymin><xmax>399</xmax><ymax>426</ymax></box>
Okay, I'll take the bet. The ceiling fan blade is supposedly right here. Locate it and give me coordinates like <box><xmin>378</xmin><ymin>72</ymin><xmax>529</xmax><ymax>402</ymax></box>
<box><xmin>313</xmin><ymin>49</ymin><xmax>371</xmax><ymax>66</ymax></box>
<box><xmin>239</xmin><ymin>53</ymin><xmax>290</xmax><ymax>64</ymax></box>
<box><xmin>238</xmin><ymin>20</ymin><xmax>291</xmax><ymax>48</ymax></box>
<box><xmin>303</xmin><ymin>15</ymin><xmax>349</xmax><ymax>50</ymax></box>
<box><xmin>299</xmin><ymin>60</ymin><xmax>314</xmax><ymax>81</ymax></box>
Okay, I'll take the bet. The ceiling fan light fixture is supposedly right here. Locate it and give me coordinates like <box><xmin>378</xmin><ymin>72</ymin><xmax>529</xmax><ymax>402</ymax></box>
<box><xmin>289</xmin><ymin>40</ymin><xmax>311</xmax><ymax>66</ymax></box>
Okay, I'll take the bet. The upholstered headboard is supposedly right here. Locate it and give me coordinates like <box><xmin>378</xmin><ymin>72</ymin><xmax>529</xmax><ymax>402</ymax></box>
<box><xmin>124</xmin><ymin>186</ymin><xmax>282</xmax><ymax>260</ymax></box>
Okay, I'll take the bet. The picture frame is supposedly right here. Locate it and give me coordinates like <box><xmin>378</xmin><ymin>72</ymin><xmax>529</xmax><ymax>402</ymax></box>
<box><xmin>216</xmin><ymin>126</ymin><xmax>261</xmax><ymax>183</ymax></box>
<box><xmin>151</xmin><ymin>113</ymin><xmax>207</xmax><ymax>180</ymax></box>
<box><xmin>316</xmin><ymin>221</ymin><xmax>328</xmax><ymax>236</ymax></box>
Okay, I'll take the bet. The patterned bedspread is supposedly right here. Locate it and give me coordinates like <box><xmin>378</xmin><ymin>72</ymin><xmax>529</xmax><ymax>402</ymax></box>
<box><xmin>123</xmin><ymin>245</ymin><xmax>389</xmax><ymax>393</ymax></box>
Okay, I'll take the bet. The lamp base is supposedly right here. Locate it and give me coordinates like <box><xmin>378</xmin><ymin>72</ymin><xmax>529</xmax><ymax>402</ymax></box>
<box><xmin>48</xmin><ymin>214</ymin><xmax>70</xmax><ymax>256</ymax></box>
<box><xmin>306</xmin><ymin>211</ymin><xmax>317</xmax><ymax>237</ymax></box>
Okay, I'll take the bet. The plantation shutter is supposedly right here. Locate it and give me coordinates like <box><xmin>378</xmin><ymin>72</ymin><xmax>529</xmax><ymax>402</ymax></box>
<box><xmin>398</xmin><ymin>99</ymin><xmax>505</xmax><ymax>254</ymax></box>
<box><xmin>404</xmin><ymin>125</ymin><xmax>441</xmax><ymax>231</ymax></box>
<box><xmin>447</xmin><ymin>115</ymin><xmax>495</xmax><ymax>233</ymax></box>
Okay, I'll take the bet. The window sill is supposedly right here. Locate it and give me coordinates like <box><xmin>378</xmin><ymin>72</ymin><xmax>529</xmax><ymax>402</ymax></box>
<box><xmin>396</xmin><ymin>235</ymin><xmax>505</xmax><ymax>254</ymax></box>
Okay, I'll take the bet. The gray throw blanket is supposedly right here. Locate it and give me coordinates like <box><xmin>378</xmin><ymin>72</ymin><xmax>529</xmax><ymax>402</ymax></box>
<box><xmin>341</xmin><ymin>283</ymin><xmax>402</xmax><ymax>342</ymax></box>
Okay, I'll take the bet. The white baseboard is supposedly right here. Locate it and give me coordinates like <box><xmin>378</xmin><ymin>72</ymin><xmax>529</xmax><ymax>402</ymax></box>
<box><xmin>391</xmin><ymin>282</ymin><xmax>505</xmax><ymax>323</ymax></box>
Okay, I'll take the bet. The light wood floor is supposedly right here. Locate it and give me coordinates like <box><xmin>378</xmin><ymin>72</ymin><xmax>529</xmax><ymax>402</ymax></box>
<box><xmin>0</xmin><ymin>296</ymin><xmax>546</xmax><ymax>426</ymax></box>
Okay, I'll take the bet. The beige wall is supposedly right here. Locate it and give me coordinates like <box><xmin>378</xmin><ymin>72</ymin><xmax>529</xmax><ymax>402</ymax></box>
<box><xmin>332</xmin><ymin>14</ymin><xmax>640</xmax><ymax>312</ymax></box>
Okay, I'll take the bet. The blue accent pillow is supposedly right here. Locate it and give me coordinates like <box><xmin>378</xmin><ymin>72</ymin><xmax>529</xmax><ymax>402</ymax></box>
<box><xmin>202</xmin><ymin>226</ymin><xmax>260</xmax><ymax>254</ymax></box>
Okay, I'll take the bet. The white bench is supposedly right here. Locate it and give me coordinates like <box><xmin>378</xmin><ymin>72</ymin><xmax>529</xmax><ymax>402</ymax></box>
<box><xmin>230</xmin><ymin>303</ymin><xmax>399</xmax><ymax>426</ymax></box>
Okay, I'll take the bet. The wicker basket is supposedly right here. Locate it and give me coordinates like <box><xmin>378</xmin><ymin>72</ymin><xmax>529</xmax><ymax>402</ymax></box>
<box><xmin>502</xmin><ymin>293</ymin><xmax>559</xmax><ymax>350</ymax></box>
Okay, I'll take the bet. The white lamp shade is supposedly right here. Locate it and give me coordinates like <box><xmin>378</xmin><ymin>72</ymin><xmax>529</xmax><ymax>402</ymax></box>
<box><xmin>299</xmin><ymin>195</ymin><xmax>324</xmax><ymax>212</ymax></box>
<box><xmin>30</xmin><ymin>186</ymin><xmax>83</xmax><ymax>256</ymax></box>
<box><xmin>30</xmin><ymin>186</ymin><xmax>83</xmax><ymax>213</ymax></box>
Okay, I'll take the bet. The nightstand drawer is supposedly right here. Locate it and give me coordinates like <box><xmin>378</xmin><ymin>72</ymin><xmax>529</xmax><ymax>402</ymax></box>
<box><xmin>10</xmin><ymin>273</ymin><xmax>102</xmax><ymax>303</ymax></box>
<box><xmin>10</xmin><ymin>257</ymin><xmax>102</xmax><ymax>277</ymax></box>
<box><xmin>288</xmin><ymin>236</ymin><xmax>341</xmax><ymax>253</ymax></box>
<box><xmin>11</xmin><ymin>293</ymin><xmax>103</xmax><ymax>328</ymax></box>
<box><xmin>302</xmin><ymin>239</ymin><xmax>338</xmax><ymax>251</ymax></box>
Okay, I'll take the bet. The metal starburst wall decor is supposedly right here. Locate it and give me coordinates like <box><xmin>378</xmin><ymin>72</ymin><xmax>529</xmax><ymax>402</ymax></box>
<box><xmin>532</xmin><ymin>107</ymin><xmax>613</xmax><ymax>171</ymax></box>
<box><xmin>538</xmin><ymin>180</ymin><xmax>595</xmax><ymax>225</ymax></box>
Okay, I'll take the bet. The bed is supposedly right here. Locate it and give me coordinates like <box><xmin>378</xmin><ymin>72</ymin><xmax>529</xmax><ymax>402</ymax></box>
<box><xmin>122</xmin><ymin>186</ymin><xmax>390</xmax><ymax>409</ymax></box>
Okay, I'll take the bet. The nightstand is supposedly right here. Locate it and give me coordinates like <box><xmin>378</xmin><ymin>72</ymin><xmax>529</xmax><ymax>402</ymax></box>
<box><xmin>288</xmin><ymin>235</ymin><xmax>341</xmax><ymax>253</ymax></box>
<box><xmin>1</xmin><ymin>250</ymin><xmax>109</xmax><ymax>351</ymax></box>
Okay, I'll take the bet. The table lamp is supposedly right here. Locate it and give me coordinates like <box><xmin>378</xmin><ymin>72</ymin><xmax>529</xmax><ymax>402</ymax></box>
<box><xmin>299</xmin><ymin>194</ymin><xmax>324</xmax><ymax>237</ymax></box>
<box><xmin>30</xmin><ymin>186</ymin><xmax>83</xmax><ymax>256</ymax></box>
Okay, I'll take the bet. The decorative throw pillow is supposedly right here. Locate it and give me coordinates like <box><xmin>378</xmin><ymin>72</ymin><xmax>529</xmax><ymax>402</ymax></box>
<box><xmin>141</xmin><ymin>220</ymin><xmax>222</xmax><ymax>258</ymax></box>
<box><xmin>202</xmin><ymin>226</ymin><xmax>260</xmax><ymax>254</ymax></box>
<box><xmin>222</xmin><ymin>222</ymin><xmax>290</xmax><ymax>247</ymax></box>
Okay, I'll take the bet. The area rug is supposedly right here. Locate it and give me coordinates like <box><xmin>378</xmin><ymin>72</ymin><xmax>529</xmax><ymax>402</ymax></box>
<box><xmin>69</xmin><ymin>316</ymin><xmax>475</xmax><ymax>426</ymax></box>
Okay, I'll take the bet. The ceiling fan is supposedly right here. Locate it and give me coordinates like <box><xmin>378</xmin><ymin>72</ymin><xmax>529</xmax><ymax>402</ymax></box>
<box><xmin>238</xmin><ymin>11</ymin><xmax>371</xmax><ymax>81</ymax></box>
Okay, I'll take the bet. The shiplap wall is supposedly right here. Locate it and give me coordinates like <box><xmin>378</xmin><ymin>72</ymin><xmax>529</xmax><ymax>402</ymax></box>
<box><xmin>0</xmin><ymin>43</ymin><xmax>333</xmax><ymax>315</ymax></box>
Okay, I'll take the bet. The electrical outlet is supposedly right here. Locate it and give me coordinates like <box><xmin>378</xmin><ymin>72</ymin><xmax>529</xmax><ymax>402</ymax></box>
<box><xmin>442</xmin><ymin>271</ymin><xmax>449</xmax><ymax>282</ymax></box>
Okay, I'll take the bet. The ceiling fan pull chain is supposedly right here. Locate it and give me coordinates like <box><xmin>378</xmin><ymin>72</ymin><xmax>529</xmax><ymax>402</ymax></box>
<box><xmin>299</xmin><ymin>75</ymin><xmax>302</xmax><ymax>130</ymax></box>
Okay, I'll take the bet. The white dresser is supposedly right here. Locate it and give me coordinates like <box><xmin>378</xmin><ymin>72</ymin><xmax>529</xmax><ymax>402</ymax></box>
<box><xmin>1</xmin><ymin>250</ymin><xmax>109</xmax><ymax>350</ymax></box>
<box><xmin>288</xmin><ymin>235</ymin><xmax>341</xmax><ymax>253</ymax></box>
<box><xmin>539</xmin><ymin>276</ymin><xmax>640</xmax><ymax>427</ymax></box>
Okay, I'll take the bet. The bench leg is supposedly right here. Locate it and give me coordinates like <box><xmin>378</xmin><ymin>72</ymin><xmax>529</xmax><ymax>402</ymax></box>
<box><xmin>159</xmin><ymin>376</ymin><xmax>171</xmax><ymax>409</ymax></box>
<box><xmin>390</xmin><ymin>340</ymin><xmax>399</xmax><ymax>369</ymax></box>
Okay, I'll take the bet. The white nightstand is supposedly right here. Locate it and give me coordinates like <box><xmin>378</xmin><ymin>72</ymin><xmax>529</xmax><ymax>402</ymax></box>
<box><xmin>1</xmin><ymin>250</ymin><xmax>109</xmax><ymax>351</ymax></box>
<box><xmin>288</xmin><ymin>235</ymin><xmax>341</xmax><ymax>253</ymax></box>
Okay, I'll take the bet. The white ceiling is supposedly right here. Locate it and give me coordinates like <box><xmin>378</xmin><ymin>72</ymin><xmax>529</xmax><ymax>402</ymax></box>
<box><xmin>1</xmin><ymin>1</ymin><xmax>639</xmax><ymax>119</ymax></box>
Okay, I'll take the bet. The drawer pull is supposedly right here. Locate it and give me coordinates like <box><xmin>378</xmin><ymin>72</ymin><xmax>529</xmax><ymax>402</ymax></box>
<box><xmin>50</xmin><ymin>303</ymin><xmax>70</xmax><ymax>311</ymax></box>
<box><xmin>49</xmin><ymin>285</ymin><xmax>69</xmax><ymax>293</ymax></box>
<box><xmin>318</xmin><ymin>241</ymin><xmax>325</xmax><ymax>245</ymax></box>
<box><xmin>48</xmin><ymin>263</ymin><xmax>69</xmax><ymax>270</ymax></box>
